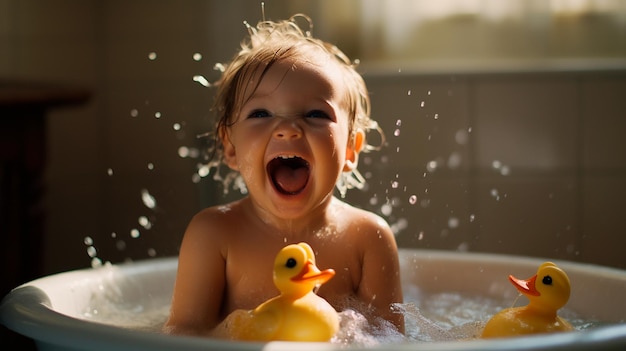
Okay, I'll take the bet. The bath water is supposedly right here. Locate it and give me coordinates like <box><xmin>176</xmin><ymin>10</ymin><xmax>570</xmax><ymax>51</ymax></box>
<box><xmin>78</xmin><ymin>275</ymin><xmax>598</xmax><ymax>347</ymax></box>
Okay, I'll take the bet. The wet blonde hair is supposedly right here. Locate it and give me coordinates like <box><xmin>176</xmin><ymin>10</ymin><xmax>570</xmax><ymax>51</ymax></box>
<box><xmin>210</xmin><ymin>14</ymin><xmax>383</xmax><ymax>197</ymax></box>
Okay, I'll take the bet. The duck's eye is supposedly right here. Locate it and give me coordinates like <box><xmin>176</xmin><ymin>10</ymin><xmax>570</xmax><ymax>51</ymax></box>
<box><xmin>542</xmin><ymin>275</ymin><xmax>553</xmax><ymax>285</ymax></box>
<box><xmin>285</xmin><ymin>257</ymin><xmax>297</xmax><ymax>269</ymax></box>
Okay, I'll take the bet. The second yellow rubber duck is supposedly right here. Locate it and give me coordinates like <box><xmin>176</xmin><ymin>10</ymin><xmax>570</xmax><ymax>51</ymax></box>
<box><xmin>481</xmin><ymin>261</ymin><xmax>573</xmax><ymax>338</ymax></box>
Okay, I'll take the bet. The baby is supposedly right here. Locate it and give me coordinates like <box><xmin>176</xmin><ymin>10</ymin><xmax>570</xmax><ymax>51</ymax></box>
<box><xmin>163</xmin><ymin>14</ymin><xmax>404</xmax><ymax>337</ymax></box>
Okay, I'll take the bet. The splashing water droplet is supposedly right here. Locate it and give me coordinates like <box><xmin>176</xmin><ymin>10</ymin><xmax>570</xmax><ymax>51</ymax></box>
<box><xmin>155</xmin><ymin>112</ymin><xmax>161</xmax><ymax>119</ymax></box>
<box><xmin>409</xmin><ymin>195</ymin><xmax>417</xmax><ymax>204</ymax></box>
<box><xmin>455</xmin><ymin>129</ymin><xmax>469</xmax><ymax>145</ymax></box>
<box><xmin>394</xmin><ymin>129</ymin><xmax>401</xmax><ymax>137</ymax></box>
<box><xmin>420</xmin><ymin>101</ymin><xmax>425</xmax><ymax>108</ymax></box>
<box><xmin>106</xmin><ymin>168</ymin><xmax>113</xmax><ymax>176</ymax></box>
<box><xmin>448</xmin><ymin>217</ymin><xmax>459</xmax><ymax>229</ymax></box>
<box><xmin>130</xmin><ymin>109</ymin><xmax>138</xmax><ymax>117</ymax></box>
<box><xmin>381</xmin><ymin>203</ymin><xmax>392</xmax><ymax>216</ymax></box>
<box><xmin>214</xmin><ymin>63</ymin><xmax>225</xmax><ymax>72</ymax></box>
<box><xmin>426</xmin><ymin>160</ymin><xmax>438</xmax><ymax>172</ymax></box>
<box><xmin>469</xmin><ymin>214</ymin><xmax>476</xmax><ymax>222</ymax></box>
<box><xmin>148</xmin><ymin>52</ymin><xmax>157</xmax><ymax>60</ymax></box>
<box><xmin>147</xmin><ymin>163</ymin><xmax>154</xmax><ymax>170</ymax></box>
<box><xmin>87</xmin><ymin>246</ymin><xmax>97</xmax><ymax>258</ymax></box>
<box><xmin>178</xmin><ymin>146</ymin><xmax>189</xmax><ymax>157</ymax></box>
<box><xmin>130</xmin><ymin>228</ymin><xmax>140</xmax><ymax>238</ymax></box>
<box><xmin>192</xmin><ymin>53</ymin><xmax>202</xmax><ymax>61</ymax></box>
<box><xmin>91</xmin><ymin>257</ymin><xmax>103</xmax><ymax>268</ymax></box>
<box><xmin>141</xmin><ymin>189</ymin><xmax>156</xmax><ymax>209</ymax></box>
<box><xmin>391</xmin><ymin>181</ymin><xmax>399</xmax><ymax>189</ymax></box>
<box><xmin>173</xmin><ymin>123</ymin><xmax>181</xmax><ymax>131</ymax></box>
<box><xmin>138</xmin><ymin>216</ymin><xmax>152</xmax><ymax>229</ymax></box>
<box><xmin>84</xmin><ymin>236</ymin><xmax>93</xmax><ymax>245</ymax></box>
<box><xmin>198</xmin><ymin>165</ymin><xmax>210</xmax><ymax>177</ymax></box>
<box><xmin>407</xmin><ymin>90</ymin><xmax>411</xmax><ymax>96</ymax></box>
<box><xmin>193</xmin><ymin>75</ymin><xmax>211</xmax><ymax>87</ymax></box>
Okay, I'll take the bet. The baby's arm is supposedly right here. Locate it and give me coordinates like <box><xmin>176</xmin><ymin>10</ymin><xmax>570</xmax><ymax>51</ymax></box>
<box><xmin>163</xmin><ymin>209</ymin><xmax>227</xmax><ymax>336</ymax></box>
<box><xmin>357</xmin><ymin>214</ymin><xmax>405</xmax><ymax>333</ymax></box>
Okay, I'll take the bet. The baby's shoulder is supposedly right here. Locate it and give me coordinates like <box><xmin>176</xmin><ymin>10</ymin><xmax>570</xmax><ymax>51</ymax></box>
<box><xmin>185</xmin><ymin>200</ymin><xmax>246</xmax><ymax>237</ymax></box>
<box><xmin>332</xmin><ymin>198</ymin><xmax>391</xmax><ymax>233</ymax></box>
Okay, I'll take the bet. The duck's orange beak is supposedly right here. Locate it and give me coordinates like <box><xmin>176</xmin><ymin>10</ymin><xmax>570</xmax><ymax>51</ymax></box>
<box><xmin>291</xmin><ymin>259</ymin><xmax>335</xmax><ymax>285</ymax></box>
<box><xmin>509</xmin><ymin>274</ymin><xmax>540</xmax><ymax>296</ymax></box>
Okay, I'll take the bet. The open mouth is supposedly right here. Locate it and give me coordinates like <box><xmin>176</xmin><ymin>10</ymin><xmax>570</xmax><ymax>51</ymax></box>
<box><xmin>267</xmin><ymin>155</ymin><xmax>310</xmax><ymax>195</ymax></box>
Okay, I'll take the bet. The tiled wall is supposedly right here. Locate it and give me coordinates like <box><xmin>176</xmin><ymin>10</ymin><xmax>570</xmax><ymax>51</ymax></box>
<box><xmin>2</xmin><ymin>0</ymin><xmax>625</xmax><ymax>281</ymax></box>
<box><xmin>354</xmin><ymin>71</ymin><xmax>626</xmax><ymax>269</ymax></box>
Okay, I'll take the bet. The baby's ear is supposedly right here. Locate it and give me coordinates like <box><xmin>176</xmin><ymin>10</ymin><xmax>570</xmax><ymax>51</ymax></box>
<box><xmin>221</xmin><ymin>130</ymin><xmax>239</xmax><ymax>171</ymax></box>
<box><xmin>343</xmin><ymin>129</ymin><xmax>364</xmax><ymax>172</ymax></box>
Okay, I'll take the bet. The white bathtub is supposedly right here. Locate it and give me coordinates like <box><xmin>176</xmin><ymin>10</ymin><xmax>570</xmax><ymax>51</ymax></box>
<box><xmin>1</xmin><ymin>249</ymin><xmax>626</xmax><ymax>351</ymax></box>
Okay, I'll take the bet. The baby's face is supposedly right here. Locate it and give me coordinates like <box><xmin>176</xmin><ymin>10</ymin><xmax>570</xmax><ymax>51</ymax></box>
<box><xmin>222</xmin><ymin>56</ymin><xmax>353</xmax><ymax>219</ymax></box>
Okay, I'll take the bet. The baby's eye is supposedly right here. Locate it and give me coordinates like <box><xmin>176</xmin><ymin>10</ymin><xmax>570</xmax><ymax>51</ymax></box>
<box><xmin>247</xmin><ymin>109</ymin><xmax>271</xmax><ymax>118</ymax></box>
<box><xmin>305</xmin><ymin>110</ymin><xmax>330</xmax><ymax>119</ymax></box>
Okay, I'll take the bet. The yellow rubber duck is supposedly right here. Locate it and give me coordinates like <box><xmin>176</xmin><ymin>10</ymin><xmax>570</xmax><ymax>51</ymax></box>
<box><xmin>481</xmin><ymin>262</ymin><xmax>574</xmax><ymax>338</ymax></box>
<box><xmin>216</xmin><ymin>242</ymin><xmax>339</xmax><ymax>342</ymax></box>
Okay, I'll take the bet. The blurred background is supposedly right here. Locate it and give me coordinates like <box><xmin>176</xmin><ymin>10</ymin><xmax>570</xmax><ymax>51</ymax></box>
<box><xmin>1</xmin><ymin>0</ymin><xmax>625</xmax><ymax>347</ymax></box>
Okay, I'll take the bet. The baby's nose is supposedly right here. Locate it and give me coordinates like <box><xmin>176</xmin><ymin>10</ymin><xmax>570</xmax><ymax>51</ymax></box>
<box><xmin>273</xmin><ymin>119</ymin><xmax>302</xmax><ymax>139</ymax></box>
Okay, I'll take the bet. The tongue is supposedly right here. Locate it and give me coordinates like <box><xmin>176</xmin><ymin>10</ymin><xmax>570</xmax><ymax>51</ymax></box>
<box><xmin>273</xmin><ymin>164</ymin><xmax>309</xmax><ymax>194</ymax></box>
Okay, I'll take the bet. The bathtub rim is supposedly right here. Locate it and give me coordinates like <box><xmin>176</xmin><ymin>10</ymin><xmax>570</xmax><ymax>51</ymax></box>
<box><xmin>1</xmin><ymin>249</ymin><xmax>626</xmax><ymax>351</ymax></box>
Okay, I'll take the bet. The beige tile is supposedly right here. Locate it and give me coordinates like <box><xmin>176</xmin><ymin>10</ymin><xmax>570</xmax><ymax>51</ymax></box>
<box><xmin>581</xmin><ymin>75</ymin><xmax>626</xmax><ymax>169</ymax></box>
<box><xmin>470</xmin><ymin>176</ymin><xmax>580</xmax><ymax>261</ymax></box>
<box><xmin>581</xmin><ymin>175</ymin><xmax>626</xmax><ymax>268</ymax></box>
<box><xmin>472</xmin><ymin>75</ymin><xmax>579</xmax><ymax>170</ymax></box>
